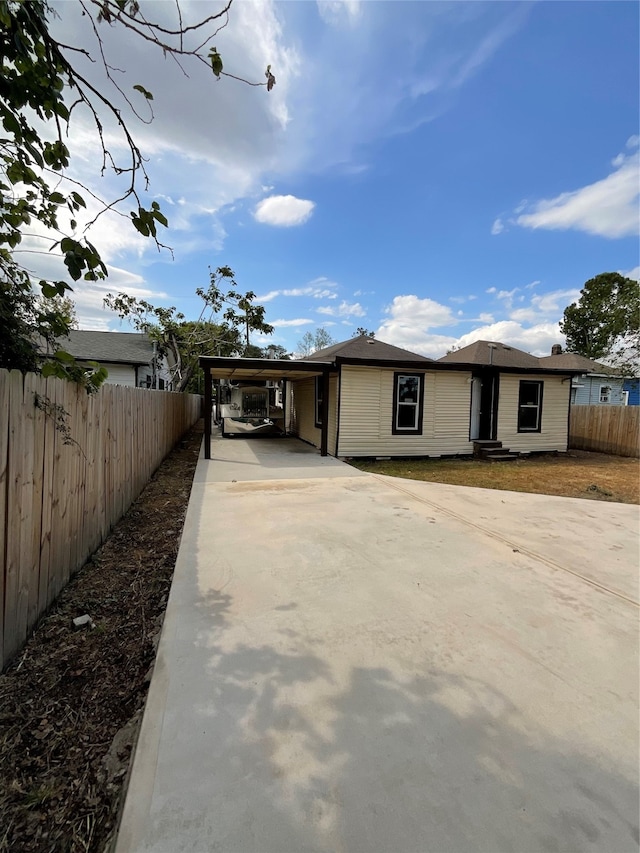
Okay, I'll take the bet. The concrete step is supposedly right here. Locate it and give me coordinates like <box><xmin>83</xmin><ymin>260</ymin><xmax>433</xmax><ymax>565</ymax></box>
<box><xmin>484</xmin><ymin>452</ymin><xmax>519</xmax><ymax>462</ymax></box>
<box><xmin>473</xmin><ymin>440</ymin><xmax>502</xmax><ymax>458</ymax></box>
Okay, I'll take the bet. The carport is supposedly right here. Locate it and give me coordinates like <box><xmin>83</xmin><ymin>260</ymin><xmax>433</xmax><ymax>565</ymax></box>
<box><xmin>199</xmin><ymin>355</ymin><xmax>334</xmax><ymax>458</ymax></box>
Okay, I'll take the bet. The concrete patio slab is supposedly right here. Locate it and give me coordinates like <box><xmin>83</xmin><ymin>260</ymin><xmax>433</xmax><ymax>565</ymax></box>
<box><xmin>116</xmin><ymin>436</ymin><xmax>639</xmax><ymax>853</ymax></box>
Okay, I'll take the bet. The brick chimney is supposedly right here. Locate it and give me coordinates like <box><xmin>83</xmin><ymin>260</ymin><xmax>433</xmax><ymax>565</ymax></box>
<box><xmin>551</xmin><ymin>344</ymin><xmax>563</xmax><ymax>355</ymax></box>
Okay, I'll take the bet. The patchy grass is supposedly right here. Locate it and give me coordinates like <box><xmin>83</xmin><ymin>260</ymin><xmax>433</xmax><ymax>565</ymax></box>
<box><xmin>348</xmin><ymin>450</ymin><xmax>640</xmax><ymax>505</ymax></box>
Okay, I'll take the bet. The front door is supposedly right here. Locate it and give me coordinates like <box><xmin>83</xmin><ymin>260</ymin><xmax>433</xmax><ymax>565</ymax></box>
<box><xmin>470</xmin><ymin>370</ymin><xmax>499</xmax><ymax>440</ymax></box>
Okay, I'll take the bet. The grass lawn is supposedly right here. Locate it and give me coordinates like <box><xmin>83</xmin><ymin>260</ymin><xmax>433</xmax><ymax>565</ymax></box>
<box><xmin>348</xmin><ymin>450</ymin><xmax>640</xmax><ymax>505</ymax></box>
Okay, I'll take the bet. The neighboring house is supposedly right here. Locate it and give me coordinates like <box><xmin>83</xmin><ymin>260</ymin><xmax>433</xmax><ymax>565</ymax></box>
<box><xmin>53</xmin><ymin>330</ymin><xmax>171</xmax><ymax>389</ymax></box>
<box><xmin>538</xmin><ymin>345</ymin><xmax>627</xmax><ymax>405</ymax></box>
<box><xmin>623</xmin><ymin>378</ymin><xmax>639</xmax><ymax>406</ymax></box>
<box><xmin>200</xmin><ymin>337</ymin><xmax>581</xmax><ymax>459</ymax></box>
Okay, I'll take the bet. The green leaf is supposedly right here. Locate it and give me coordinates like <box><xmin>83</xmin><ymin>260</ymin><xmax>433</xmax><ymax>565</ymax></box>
<box><xmin>133</xmin><ymin>83</ymin><xmax>154</xmax><ymax>101</ymax></box>
<box><xmin>41</xmin><ymin>282</ymin><xmax>59</xmax><ymax>298</ymax></box>
<box><xmin>209</xmin><ymin>48</ymin><xmax>223</xmax><ymax>77</ymax></box>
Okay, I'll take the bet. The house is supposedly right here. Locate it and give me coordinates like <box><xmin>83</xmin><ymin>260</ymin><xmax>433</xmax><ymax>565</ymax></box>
<box><xmin>539</xmin><ymin>345</ymin><xmax>627</xmax><ymax>405</ymax></box>
<box><xmin>54</xmin><ymin>330</ymin><xmax>171</xmax><ymax>389</ymax></box>
<box><xmin>623</xmin><ymin>378</ymin><xmax>639</xmax><ymax>406</ymax></box>
<box><xmin>200</xmin><ymin>337</ymin><xmax>581</xmax><ymax>459</ymax></box>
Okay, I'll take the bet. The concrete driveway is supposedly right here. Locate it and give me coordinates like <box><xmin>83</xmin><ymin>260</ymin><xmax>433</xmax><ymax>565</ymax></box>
<box><xmin>116</xmin><ymin>436</ymin><xmax>639</xmax><ymax>853</ymax></box>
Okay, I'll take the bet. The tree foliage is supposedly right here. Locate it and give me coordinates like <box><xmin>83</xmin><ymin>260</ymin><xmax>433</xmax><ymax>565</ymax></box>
<box><xmin>105</xmin><ymin>266</ymin><xmax>274</xmax><ymax>392</ymax></box>
<box><xmin>0</xmin><ymin>0</ymin><xmax>273</xmax><ymax>386</ymax></box>
<box><xmin>560</xmin><ymin>272</ymin><xmax>640</xmax><ymax>373</ymax></box>
<box><xmin>296</xmin><ymin>328</ymin><xmax>336</xmax><ymax>357</ymax></box>
<box><xmin>352</xmin><ymin>327</ymin><xmax>375</xmax><ymax>338</ymax></box>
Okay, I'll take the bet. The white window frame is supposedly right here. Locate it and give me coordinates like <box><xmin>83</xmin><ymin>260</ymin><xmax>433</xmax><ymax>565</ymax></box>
<box><xmin>393</xmin><ymin>373</ymin><xmax>424</xmax><ymax>435</ymax></box>
<box><xmin>599</xmin><ymin>385</ymin><xmax>611</xmax><ymax>404</ymax></box>
<box><xmin>517</xmin><ymin>380</ymin><xmax>543</xmax><ymax>433</ymax></box>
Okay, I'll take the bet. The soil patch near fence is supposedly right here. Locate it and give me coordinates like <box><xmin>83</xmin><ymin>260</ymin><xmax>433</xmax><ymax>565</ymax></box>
<box><xmin>0</xmin><ymin>420</ymin><xmax>203</xmax><ymax>853</ymax></box>
<box><xmin>349</xmin><ymin>450</ymin><xmax>639</xmax><ymax>505</ymax></box>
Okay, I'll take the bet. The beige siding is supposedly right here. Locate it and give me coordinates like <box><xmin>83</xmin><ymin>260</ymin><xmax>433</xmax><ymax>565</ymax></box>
<box><xmin>328</xmin><ymin>375</ymin><xmax>338</xmax><ymax>455</ymax></box>
<box><xmin>290</xmin><ymin>376</ymin><xmax>338</xmax><ymax>452</ymax></box>
<box><xmin>96</xmin><ymin>363</ymin><xmax>137</xmax><ymax>387</ymax></box>
<box><xmin>337</xmin><ymin>366</ymin><xmax>473</xmax><ymax>457</ymax></box>
<box><xmin>497</xmin><ymin>374</ymin><xmax>570</xmax><ymax>452</ymax></box>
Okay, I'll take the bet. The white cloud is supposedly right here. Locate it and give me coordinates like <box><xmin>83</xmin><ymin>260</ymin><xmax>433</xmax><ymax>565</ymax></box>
<box><xmin>516</xmin><ymin>143</ymin><xmax>640</xmax><ymax>239</ymax></box>
<box><xmin>317</xmin><ymin>300</ymin><xmax>365</xmax><ymax>318</ymax></box>
<box><xmin>253</xmin><ymin>195</ymin><xmax>316</xmax><ymax>226</ymax></box>
<box><xmin>621</xmin><ymin>265</ymin><xmax>639</xmax><ymax>281</ymax></box>
<box><xmin>256</xmin><ymin>277</ymin><xmax>338</xmax><ymax>302</ymax></box>
<box><xmin>271</xmin><ymin>318</ymin><xmax>315</xmax><ymax>327</ymax></box>
<box><xmin>449</xmin><ymin>3</ymin><xmax>531</xmax><ymax>89</ymax></box>
<box><xmin>376</xmin><ymin>295</ymin><xmax>456</xmax><ymax>351</ymax></box>
<box><xmin>486</xmin><ymin>287</ymin><xmax>496</xmax><ymax>294</ymax></box>
<box><xmin>454</xmin><ymin>320</ymin><xmax>563</xmax><ymax>358</ymax></box>
<box><xmin>374</xmin><ymin>287</ymin><xmax>584</xmax><ymax>359</ymax></box>
<box><xmin>491</xmin><ymin>218</ymin><xmax>505</xmax><ymax>235</ymax></box>
<box><xmin>317</xmin><ymin>0</ymin><xmax>362</xmax><ymax>26</ymax></box>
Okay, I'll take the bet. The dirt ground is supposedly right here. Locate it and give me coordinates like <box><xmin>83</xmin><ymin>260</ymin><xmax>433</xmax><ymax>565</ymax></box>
<box><xmin>349</xmin><ymin>449</ymin><xmax>640</xmax><ymax>504</ymax></box>
<box><xmin>0</xmin><ymin>422</ymin><xmax>203</xmax><ymax>853</ymax></box>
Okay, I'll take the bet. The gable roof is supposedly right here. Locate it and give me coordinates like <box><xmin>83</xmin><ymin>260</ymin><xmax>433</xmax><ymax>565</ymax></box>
<box><xmin>438</xmin><ymin>340</ymin><xmax>541</xmax><ymax>370</ymax></box>
<box><xmin>58</xmin><ymin>331</ymin><xmax>155</xmax><ymax>365</ymax></box>
<box><xmin>302</xmin><ymin>337</ymin><xmax>433</xmax><ymax>363</ymax></box>
<box><xmin>538</xmin><ymin>352</ymin><xmax>618</xmax><ymax>375</ymax></box>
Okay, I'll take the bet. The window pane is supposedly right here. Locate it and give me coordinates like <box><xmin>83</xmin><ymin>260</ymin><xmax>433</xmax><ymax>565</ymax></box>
<box><xmin>397</xmin><ymin>404</ymin><xmax>417</xmax><ymax>429</ymax></box>
<box><xmin>519</xmin><ymin>407</ymin><xmax>539</xmax><ymax>430</ymax></box>
<box><xmin>519</xmin><ymin>382</ymin><xmax>539</xmax><ymax>406</ymax></box>
<box><xmin>398</xmin><ymin>376</ymin><xmax>419</xmax><ymax>403</ymax></box>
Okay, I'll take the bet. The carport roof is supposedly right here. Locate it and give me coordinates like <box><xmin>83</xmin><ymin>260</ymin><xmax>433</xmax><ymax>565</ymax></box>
<box><xmin>199</xmin><ymin>355</ymin><xmax>333</xmax><ymax>381</ymax></box>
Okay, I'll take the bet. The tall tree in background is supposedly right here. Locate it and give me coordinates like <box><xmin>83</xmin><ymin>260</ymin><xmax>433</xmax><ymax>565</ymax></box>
<box><xmin>0</xmin><ymin>0</ymin><xmax>274</xmax><ymax>382</ymax></box>
<box><xmin>296</xmin><ymin>328</ymin><xmax>336</xmax><ymax>357</ymax></box>
<box><xmin>560</xmin><ymin>272</ymin><xmax>639</xmax><ymax>374</ymax></box>
<box><xmin>105</xmin><ymin>266</ymin><xmax>274</xmax><ymax>392</ymax></box>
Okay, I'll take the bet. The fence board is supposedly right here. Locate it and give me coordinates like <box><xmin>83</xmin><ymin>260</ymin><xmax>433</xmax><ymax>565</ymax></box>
<box><xmin>569</xmin><ymin>405</ymin><xmax>640</xmax><ymax>458</ymax></box>
<box><xmin>0</xmin><ymin>372</ymin><xmax>9</xmax><ymax>667</ymax></box>
<box><xmin>0</xmin><ymin>371</ymin><xmax>200</xmax><ymax>670</ymax></box>
<box><xmin>4</xmin><ymin>371</ymin><xmax>27</xmax><ymax>662</ymax></box>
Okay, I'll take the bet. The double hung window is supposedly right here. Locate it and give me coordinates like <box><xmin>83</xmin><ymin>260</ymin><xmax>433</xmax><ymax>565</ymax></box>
<box><xmin>517</xmin><ymin>380</ymin><xmax>543</xmax><ymax>432</ymax></box>
<box><xmin>392</xmin><ymin>373</ymin><xmax>424</xmax><ymax>434</ymax></box>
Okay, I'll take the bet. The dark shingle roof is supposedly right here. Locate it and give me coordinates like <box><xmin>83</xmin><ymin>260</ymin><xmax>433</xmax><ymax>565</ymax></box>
<box><xmin>538</xmin><ymin>352</ymin><xmax>617</xmax><ymax>374</ymax></box>
<box><xmin>302</xmin><ymin>337</ymin><xmax>433</xmax><ymax>363</ymax></box>
<box><xmin>438</xmin><ymin>340</ymin><xmax>542</xmax><ymax>369</ymax></box>
<box><xmin>58</xmin><ymin>330</ymin><xmax>154</xmax><ymax>365</ymax></box>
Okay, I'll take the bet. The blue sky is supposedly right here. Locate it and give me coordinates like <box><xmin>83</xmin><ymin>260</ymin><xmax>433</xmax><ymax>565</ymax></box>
<box><xmin>40</xmin><ymin>0</ymin><xmax>639</xmax><ymax>357</ymax></box>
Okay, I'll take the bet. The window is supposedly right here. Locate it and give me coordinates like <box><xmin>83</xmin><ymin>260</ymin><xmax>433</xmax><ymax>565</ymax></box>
<box><xmin>517</xmin><ymin>380</ymin><xmax>543</xmax><ymax>432</ymax></box>
<box><xmin>315</xmin><ymin>376</ymin><xmax>324</xmax><ymax>428</ymax></box>
<box><xmin>392</xmin><ymin>373</ymin><xmax>424</xmax><ymax>435</ymax></box>
<box><xmin>599</xmin><ymin>385</ymin><xmax>611</xmax><ymax>403</ymax></box>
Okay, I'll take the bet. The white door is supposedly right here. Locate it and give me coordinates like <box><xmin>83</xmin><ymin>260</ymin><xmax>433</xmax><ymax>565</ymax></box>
<box><xmin>470</xmin><ymin>376</ymin><xmax>481</xmax><ymax>440</ymax></box>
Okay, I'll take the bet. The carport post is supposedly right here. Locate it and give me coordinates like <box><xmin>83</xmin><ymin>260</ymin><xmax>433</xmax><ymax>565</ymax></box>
<box><xmin>204</xmin><ymin>365</ymin><xmax>212</xmax><ymax>459</ymax></box>
<box><xmin>320</xmin><ymin>368</ymin><xmax>330</xmax><ymax>457</ymax></box>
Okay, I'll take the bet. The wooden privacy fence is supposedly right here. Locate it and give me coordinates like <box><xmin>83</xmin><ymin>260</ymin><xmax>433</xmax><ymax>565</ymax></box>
<box><xmin>569</xmin><ymin>405</ymin><xmax>640</xmax><ymax>458</ymax></box>
<box><xmin>0</xmin><ymin>370</ymin><xmax>201</xmax><ymax>670</ymax></box>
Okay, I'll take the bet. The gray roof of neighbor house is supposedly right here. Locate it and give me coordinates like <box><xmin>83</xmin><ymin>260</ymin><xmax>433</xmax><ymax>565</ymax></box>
<box><xmin>303</xmin><ymin>337</ymin><xmax>433</xmax><ymax>363</ymax></box>
<box><xmin>438</xmin><ymin>340</ymin><xmax>542</xmax><ymax>370</ymax></box>
<box><xmin>538</xmin><ymin>352</ymin><xmax>618</xmax><ymax>375</ymax></box>
<box><xmin>58</xmin><ymin>330</ymin><xmax>154</xmax><ymax>365</ymax></box>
